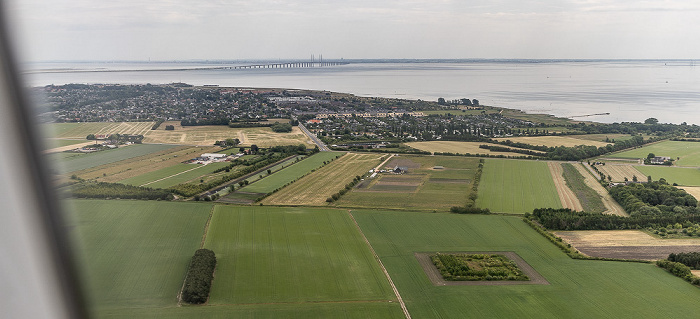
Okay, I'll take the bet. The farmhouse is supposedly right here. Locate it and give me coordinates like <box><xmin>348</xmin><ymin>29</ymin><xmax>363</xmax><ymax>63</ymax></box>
<box><xmin>650</xmin><ymin>156</ymin><xmax>671</xmax><ymax>165</ymax></box>
<box><xmin>393</xmin><ymin>166</ymin><xmax>409</xmax><ymax>174</ymax></box>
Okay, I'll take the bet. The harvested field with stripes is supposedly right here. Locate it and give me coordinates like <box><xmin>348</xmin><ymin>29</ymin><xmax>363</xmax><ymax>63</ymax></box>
<box><xmin>50</xmin><ymin>122</ymin><xmax>155</xmax><ymax>138</ymax></box>
<box><xmin>261</xmin><ymin>153</ymin><xmax>384</xmax><ymax>206</ymax></box>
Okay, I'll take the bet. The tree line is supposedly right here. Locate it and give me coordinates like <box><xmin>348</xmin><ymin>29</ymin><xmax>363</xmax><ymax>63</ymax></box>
<box><xmin>181</xmin><ymin>249</ymin><xmax>217</xmax><ymax>304</ymax></box>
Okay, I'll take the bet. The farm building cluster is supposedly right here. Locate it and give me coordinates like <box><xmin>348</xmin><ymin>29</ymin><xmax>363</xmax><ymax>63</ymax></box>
<box><xmin>186</xmin><ymin>153</ymin><xmax>244</xmax><ymax>165</ymax></box>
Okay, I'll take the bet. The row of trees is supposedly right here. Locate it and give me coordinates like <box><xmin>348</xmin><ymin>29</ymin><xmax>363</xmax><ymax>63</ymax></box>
<box><xmin>181</xmin><ymin>249</ymin><xmax>217</xmax><ymax>304</ymax></box>
<box><xmin>326</xmin><ymin>175</ymin><xmax>364</xmax><ymax>203</ymax></box>
<box><xmin>151</xmin><ymin>119</ymin><xmax>165</xmax><ymax>130</ymax></box>
<box><xmin>528</xmin><ymin>208</ymin><xmax>700</xmax><ymax>231</ymax></box>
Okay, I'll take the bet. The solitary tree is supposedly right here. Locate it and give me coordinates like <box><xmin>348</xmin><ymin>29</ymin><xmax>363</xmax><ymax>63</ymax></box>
<box><xmin>632</xmin><ymin>175</ymin><xmax>638</xmax><ymax>182</ymax></box>
<box><xmin>648</xmin><ymin>175</ymin><xmax>652</xmax><ymax>183</ymax></box>
<box><xmin>644</xmin><ymin>118</ymin><xmax>659</xmax><ymax>124</ymax></box>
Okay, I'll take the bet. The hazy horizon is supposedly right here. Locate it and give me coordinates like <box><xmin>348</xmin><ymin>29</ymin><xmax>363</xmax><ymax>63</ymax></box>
<box><xmin>8</xmin><ymin>0</ymin><xmax>700</xmax><ymax>62</ymax></box>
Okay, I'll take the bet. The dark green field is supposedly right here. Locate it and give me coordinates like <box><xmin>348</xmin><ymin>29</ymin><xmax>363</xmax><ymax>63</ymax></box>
<box><xmin>203</xmin><ymin>206</ymin><xmax>397</xmax><ymax>307</ymax></box>
<box><xmin>352</xmin><ymin>210</ymin><xmax>700</xmax><ymax>318</ymax></box>
<box><xmin>69</xmin><ymin>200</ymin><xmax>212</xmax><ymax>313</ymax></box>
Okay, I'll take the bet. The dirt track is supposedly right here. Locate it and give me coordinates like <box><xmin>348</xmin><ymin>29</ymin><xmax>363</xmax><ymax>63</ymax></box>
<box><xmin>548</xmin><ymin>162</ymin><xmax>584</xmax><ymax>211</ymax></box>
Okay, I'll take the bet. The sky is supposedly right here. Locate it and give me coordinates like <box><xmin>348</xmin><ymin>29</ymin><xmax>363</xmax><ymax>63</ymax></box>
<box><xmin>7</xmin><ymin>0</ymin><xmax>700</xmax><ymax>61</ymax></box>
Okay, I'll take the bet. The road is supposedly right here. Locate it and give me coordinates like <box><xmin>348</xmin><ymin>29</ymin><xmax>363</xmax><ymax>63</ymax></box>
<box><xmin>297</xmin><ymin>121</ymin><xmax>330</xmax><ymax>151</ymax></box>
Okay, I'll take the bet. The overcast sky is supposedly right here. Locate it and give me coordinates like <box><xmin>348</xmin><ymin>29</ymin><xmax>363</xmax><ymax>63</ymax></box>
<box><xmin>8</xmin><ymin>0</ymin><xmax>700</xmax><ymax>61</ymax></box>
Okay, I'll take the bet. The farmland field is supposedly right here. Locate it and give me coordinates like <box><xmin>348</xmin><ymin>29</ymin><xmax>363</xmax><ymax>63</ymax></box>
<box><xmin>595</xmin><ymin>164</ymin><xmax>645</xmax><ymax>182</ymax></box>
<box><xmin>606</xmin><ymin>141</ymin><xmax>700</xmax><ymax>166</ymax></box>
<box><xmin>476</xmin><ymin>159</ymin><xmax>562</xmax><ymax>214</ymax></box>
<box><xmin>142</xmin><ymin>162</ymin><xmax>231</xmax><ymax>189</ymax></box>
<box><xmin>494</xmin><ymin>136</ymin><xmax>610</xmax><ymax>148</ymax></box>
<box><xmin>556</xmin><ymin>230</ymin><xmax>700</xmax><ymax>260</ymax></box>
<box><xmin>235</xmin><ymin>152</ymin><xmax>342</xmax><ymax>194</ymax></box>
<box><xmin>48</xmin><ymin>138</ymin><xmax>89</xmax><ymax>147</ymax></box>
<box><xmin>69</xmin><ymin>200</ymin><xmax>212</xmax><ymax>312</ymax></box>
<box><xmin>202</xmin><ymin>206</ymin><xmax>399</xmax><ymax>312</ymax></box>
<box><xmin>547</xmin><ymin>162</ymin><xmax>583</xmax><ymax>211</ymax></box>
<box><xmin>352</xmin><ymin>210</ymin><xmax>700</xmax><ymax>318</ymax></box>
<box><xmin>56</xmin><ymin>144</ymin><xmax>178</xmax><ymax>173</ymax></box>
<box><xmin>142</xmin><ymin>122</ymin><xmax>312</xmax><ymax>147</ymax></box>
<box><xmin>50</xmin><ymin>122</ymin><xmax>155</xmax><ymax>138</ymax></box>
<box><xmin>406</xmin><ymin>141</ymin><xmax>544</xmax><ymax>157</ymax></box>
<box><xmin>337</xmin><ymin>155</ymin><xmax>480</xmax><ymax>211</ymax></box>
<box><xmin>635</xmin><ymin>166</ymin><xmax>700</xmax><ymax>186</ymax></box>
<box><xmin>72</xmin><ymin>146</ymin><xmax>219</xmax><ymax>182</ymax></box>
<box><xmin>566</xmin><ymin>134</ymin><xmax>634</xmax><ymax>143</ymax></box>
<box><xmin>261</xmin><ymin>152</ymin><xmax>384</xmax><ymax>206</ymax></box>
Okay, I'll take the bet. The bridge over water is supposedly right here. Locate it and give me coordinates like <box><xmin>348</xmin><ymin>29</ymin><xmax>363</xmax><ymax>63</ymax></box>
<box><xmin>223</xmin><ymin>61</ymin><xmax>348</xmax><ymax>69</ymax></box>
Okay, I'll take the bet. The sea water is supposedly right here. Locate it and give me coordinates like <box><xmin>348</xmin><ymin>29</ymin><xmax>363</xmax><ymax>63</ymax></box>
<box><xmin>23</xmin><ymin>60</ymin><xmax>700</xmax><ymax>125</ymax></box>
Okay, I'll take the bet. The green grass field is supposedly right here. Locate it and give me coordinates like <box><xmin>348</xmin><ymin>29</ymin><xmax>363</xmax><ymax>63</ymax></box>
<box><xmin>98</xmin><ymin>303</ymin><xmax>403</xmax><ymax>318</ymax></box>
<box><xmin>607</xmin><ymin>141</ymin><xmax>700</xmax><ymax>166</ymax></box>
<box><xmin>476</xmin><ymin>159</ymin><xmax>562</xmax><ymax>214</ymax></box>
<box><xmin>337</xmin><ymin>155</ymin><xmax>479</xmax><ymax>211</ymax></box>
<box><xmin>56</xmin><ymin>144</ymin><xmax>177</xmax><ymax>173</ymax></box>
<box><xmin>68</xmin><ymin>200</ymin><xmax>212</xmax><ymax>312</ymax></box>
<box><xmin>119</xmin><ymin>162</ymin><xmax>229</xmax><ymax>188</ymax></box>
<box><xmin>237</xmin><ymin>152</ymin><xmax>341</xmax><ymax>194</ymax></box>
<box><xmin>202</xmin><ymin>206</ymin><xmax>400</xmax><ymax>313</ymax></box>
<box><xmin>635</xmin><ymin>166</ymin><xmax>700</xmax><ymax>186</ymax></box>
<box><xmin>352</xmin><ymin>210</ymin><xmax>700</xmax><ymax>318</ymax></box>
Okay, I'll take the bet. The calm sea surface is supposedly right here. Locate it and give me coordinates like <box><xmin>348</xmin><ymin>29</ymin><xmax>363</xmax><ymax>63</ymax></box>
<box><xmin>24</xmin><ymin>60</ymin><xmax>700</xmax><ymax>125</ymax></box>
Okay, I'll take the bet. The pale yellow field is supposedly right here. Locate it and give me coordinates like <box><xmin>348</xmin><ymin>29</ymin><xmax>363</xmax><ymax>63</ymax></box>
<box><xmin>143</xmin><ymin>122</ymin><xmax>311</xmax><ymax>147</ymax></box>
<box><xmin>555</xmin><ymin>230</ymin><xmax>700</xmax><ymax>247</ymax></box>
<box><xmin>495</xmin><ymin>136</ymin><xmax>610</xmax><ymax>148</ymax></box>
<box><xmin>595</xmin><ymin>164</ymin><xmax>645</xmax><ymax>182</ymax></box>
<box><xmin>406</xmin><ymin>141</ymin><xmax>545</xmax><ymax>157</ymax></box>
<box><xmin>261</xmin><ymin>152</ymin><xmax>384</xmax><ymax>206</ymax></box>
<box><xmin>679</xmin><ymin>187</ymin><xmax>700</xmax><ymax>200</ymax></box>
